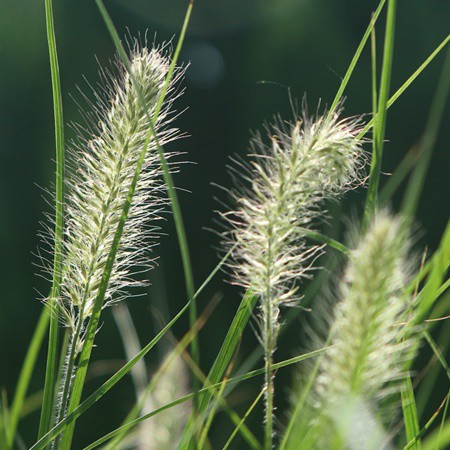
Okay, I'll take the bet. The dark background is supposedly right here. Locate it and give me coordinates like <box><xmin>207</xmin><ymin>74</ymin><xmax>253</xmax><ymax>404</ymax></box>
<box><xmin>1</xmin><ymin>0</ymin><xmax>449</xmax><ymax>448</ymax></box>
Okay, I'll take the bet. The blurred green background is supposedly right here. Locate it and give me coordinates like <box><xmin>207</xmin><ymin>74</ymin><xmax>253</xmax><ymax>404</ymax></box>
<box><xmin>0</xmin><ymin>0</ymin><xmax>449</xmax><ymax>447</ymax></box>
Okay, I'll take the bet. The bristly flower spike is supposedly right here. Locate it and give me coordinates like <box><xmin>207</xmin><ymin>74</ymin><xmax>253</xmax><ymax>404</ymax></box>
<box><xmin>221</xmin><ymin>107</ymin><xmax>366</xmax><ymax>449</ymax></box>
<box><xmin>301</xmin><ymin>210</ymin><xmax>419</xmax><ymax>449</ymax></box>
<box><xmin>59</xmin><ymin>42</ymin><xmax>182</xmax><ymax>345</ymax></box>
<box><xmin>49</xmin><ymin>40</ymin><xmax>184</xmax><ymax>435</ymax></box>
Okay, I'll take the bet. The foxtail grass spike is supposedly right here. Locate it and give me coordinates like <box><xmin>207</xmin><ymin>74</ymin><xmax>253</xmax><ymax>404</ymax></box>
<box><xmin>221</xmin><ymin>107</ymin><xmax>367</xmax><ymax>448</ymax></box>
<box><xmin>302</xmin><ymin>211</ymin><xmax>419</xmax><ymax>449</ymax></box>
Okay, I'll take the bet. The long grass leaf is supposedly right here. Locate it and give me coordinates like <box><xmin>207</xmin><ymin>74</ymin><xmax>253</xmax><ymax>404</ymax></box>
<box><xmin>358</xmin><ymin>34</ymin><xmax>450</xmax><ymax>140</ymax></box>
<box><xmin>363</xmin><ymin>0</ymin><xmax>396</xmax><ymax>225</ymax></box>
<box><xmin>222</xmin><ymin>390</ymin><xmax>265</xmax><ymax>450</ymax></box>
<box><xmin>328</xmin><ymin>0</ymin><xmax>386</xmax><ymax>115</ymax></box>
<box><xmin>38</xmin><ymin>0</ymin><xmax>65</xmax><ymax>440</ymax></box>
<box><xmin>6</xmin><ymin>310</ymin><xmax>49</xmax><ymax>448</ymax></box>
<box><xmin>95</xmin><ymin>0</ymin><xmax>200</xmax><ymax>407</ymax></box>
<box><xmin>56</xmin><ymin>3</ymin><xmax>194</xmax><ymax>448</ymax></box>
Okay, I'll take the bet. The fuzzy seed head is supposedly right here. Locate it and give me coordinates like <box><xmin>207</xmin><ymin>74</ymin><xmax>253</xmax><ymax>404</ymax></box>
<box><xmin>315</xmin><ymin>210</ymin><xmax>417</xmax><ymax>417</ymax></box>
<box><xmin>56</xmin><ymin>43</ymin><xmax>182</xmax><ymax>335</ymax></box>
<box><xmin>222</xmin><ymin>109</ymin><xmax>366</xmax><ymax>344</ymax></box>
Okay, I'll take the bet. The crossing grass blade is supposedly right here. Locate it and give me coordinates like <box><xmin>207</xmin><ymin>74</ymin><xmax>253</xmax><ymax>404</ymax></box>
<box><xmin>328</xmin><ymin>0</ymin><xmax>386</xmax><ymax>116</ymax></box>
<box><xmin>222</xmin><ymin>390</ymin><xmax>265</xmax><ymax>450</ymax></box>
<box><xmin>358</xmin><ymin>33</ymin><xmax>450</xmax><ymax>140</ymax></box>
<box><xmin>95</xmin><ymin>0</ymin><xmax>200</xmax><ymax>410</ymax></box>
<box><xmin>80</xmin><ymin>348</ymin><xmax>329</xmax><ymax>450</ymax></box>
<box><xmin>179</xmin><ymin>290</ymin><xmax>258</xmax><ymax>447</ymax></box>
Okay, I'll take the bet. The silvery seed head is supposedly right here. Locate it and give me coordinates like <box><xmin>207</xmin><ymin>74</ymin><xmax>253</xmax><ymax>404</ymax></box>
<box><xmin>222</xmin><ymin>108</ymin><xmax>366</xmax><ymax>346</ymax></box>
<box><xmin>220</xmin><ymin>106</ymin><xmax>367</xmax><ymax>434</ymax></box>
<box><xmin>55</xmin><ymin>42</ymin><xmax>183</xmax><ymax>339</ymax></box>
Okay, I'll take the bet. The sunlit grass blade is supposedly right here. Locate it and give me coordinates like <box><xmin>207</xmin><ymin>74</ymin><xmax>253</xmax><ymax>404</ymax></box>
<box><xmin>222</xmin><ymin>390</ymin><xmax>265</xmax><ymax>450</ymax></box>
<box><xmin>328</xmin><ymin>0</ymin><xmax>386</xmax><ymax>116</ymax></box>
<box><xmin>401</xmin><ymin>374</ymin><xmax>422</xmax><ymax>449</ymax></box>
<box><xmin>363</xmin><ymin>0</ymin><xmax>396</xmax><ymax>226</ymax></box>
<box><xmin>179</xmin><ymin>291</ymin><xmax>258</xmax><ymax>447</ymax></box>
<box><xmin>401</xmin><ymin>48</ymin><xmax>450</xmax><ymax>219</ymax></box>
<box><xmin>6</xmin><ymin>310</ymin><xmax>49</xmax><ymax>448</ymax></box>
<box><xmin>80</xmin><ymin>348</ymin><xmax>329</xmax><ymax>450</ymax></box>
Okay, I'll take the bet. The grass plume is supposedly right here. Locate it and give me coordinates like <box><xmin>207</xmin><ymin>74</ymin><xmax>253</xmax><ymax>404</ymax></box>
<box><xmin>222</xmin><ymin>107</ymin><xmax>367</xmax><ymax>448</ymax></box>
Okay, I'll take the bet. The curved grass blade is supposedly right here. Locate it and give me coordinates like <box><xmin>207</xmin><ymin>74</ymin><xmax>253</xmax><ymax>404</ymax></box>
<box><xmin>402</xmin><ymin>374</ymin><xmax>422</xmax><ymax>449</ymax></box>
<box><xmin>178</xmin><ymin>291</ymin><xmax>258</xmax><ymax>447</ymax></box>
<box><xmin>358</xmin><ymin>33</ymin><xmax>450</xmax><ymax>140</ymax></box>
<box><xmin>56</xmin><ymin>3</ymin><xmax>194</xmax><ymax>448</ymax></box>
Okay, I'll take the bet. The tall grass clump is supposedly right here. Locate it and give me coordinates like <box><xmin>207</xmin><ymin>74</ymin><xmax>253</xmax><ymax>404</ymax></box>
<box><xmin>221</xmin><ymin>109</ymin><xmax>366</xmax><ymax>448</ymax></box>
<box><xmin>3</xmin><ymin>1</ymin><xmax>450</xmax><ymax>449</ymax></box>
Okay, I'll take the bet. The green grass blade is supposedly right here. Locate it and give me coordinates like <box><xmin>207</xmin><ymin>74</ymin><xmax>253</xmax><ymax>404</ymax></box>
<box><xmin>328</xmin><ymin>0</ymin><xmax>386</xmax><ymax>116</ymax></box>
<box><xmin>222</xmin><ymin>390</ymin><xmax>265</xmax><ymax>450</ymax></box>
<box><xmin>401</xmin><ymin>47</ymin><xmax>450</xmax><ymax>219</ymax></box>
<box><xmin>363</xmin><ymin>0</ymin><xmax>396</xmax><ymax>226</ymax></box>
<box><xmin>178</xmin><ymin>291</ymin><xmax>258</xmax><ymax>446</ymax></box>
<box><xmin>414</xmin><ymin>220</ymin><xmax>450</xmax><ymax>325</ymax></box>
<box><xmin>401</xmin><ymin>374</ymin><xmax>422</xmax><ymax>449</ymax></box>
<box><xmin>304</xmin><ymin>230</ymin><xmax>349</xmax><ymax>256</ymax></box>
<box><xmin>95</xmin><ymin>0</ymin><xmax>200</xmax><ymax>406</ymax></box>
<box><xmin>358</xmin><ymin>34</ymin><xmax>450</xmax><ymax>141</ymax></box>
<box><xmin>38</xmin><ymin>0</ymin><xmax>65</xmax><ymax>441</ymax></box>
<box><xmin>81</xmin><ymin>348</ymin><xmax>328</xmax><ymax>450</ymax></box>
<box><xmin>405</xmin><ymin>396</ymin><xmax>450</xmax><ymax>450</ymax></box>
<box><xmin>6</xmin><ymin>310</ymin><xmax>50</xmax><ymax>448</ymax></box>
